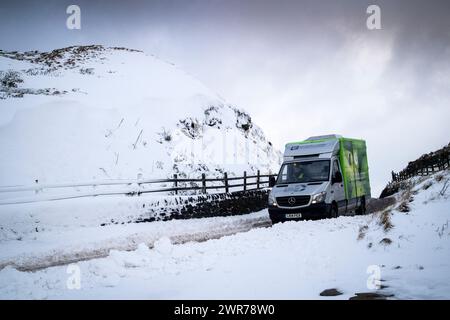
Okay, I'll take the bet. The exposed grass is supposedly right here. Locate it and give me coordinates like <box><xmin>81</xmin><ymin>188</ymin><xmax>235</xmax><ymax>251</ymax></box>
<box><xmin>379</xmin><ymin>210</ymin><xmax>394</xmax><ymax>232</ymax></box>
<box><xmin>422</xmin><ymin>181</ymin><xmax>433</xmax><ymax>190</ymax></box>
<box><xmin>357</xmin><ymin>225</ymin><xmax>369</xmax><ymax>240</ymax></box>
<box><xmin>397</xmin><ymin>201</ymin><xmax>410</xmax><ymax>213</ymax></box>
<box><xmin>435</xmin><ymin>173</ymin><xmax>444</xmax><ymax>182</ymax></box>
<box><xmin>379</xmin><ymin>238</ymin><xmax>393</xmax><ymax>245</ymax></box>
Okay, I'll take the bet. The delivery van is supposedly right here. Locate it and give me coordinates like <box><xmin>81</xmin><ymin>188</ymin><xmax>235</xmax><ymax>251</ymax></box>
<box><xmin>268</xmin><ymin>134</ymin><xmax>371</xmax><ymax>223</ymax></box>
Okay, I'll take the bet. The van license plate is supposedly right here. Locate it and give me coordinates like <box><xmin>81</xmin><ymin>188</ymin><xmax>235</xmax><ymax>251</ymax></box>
<box><xmin>286</xmin><ymin>213</ymin><xmax>302</xmax><ymax>219</ymax></box>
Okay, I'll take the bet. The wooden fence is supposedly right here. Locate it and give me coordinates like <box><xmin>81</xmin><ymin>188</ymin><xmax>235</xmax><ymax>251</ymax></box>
<box><xmin>391</xmin><ymin>144</ymin><xmax>450</xmax><ymax>183</ymax></box>
<box><xmin>169</xmin><ymin>170</ymin><xmax>276</xmax><ymax>195</ymax></box>
<box><xmin>0</xmin><ymin>170</ymin><xmax>277</xmax><ymax>205</ymax></box>
<box><xmin>380</xmin><ymin>144</ymin><xmax>449</xmax><ymax>198</ymax></box>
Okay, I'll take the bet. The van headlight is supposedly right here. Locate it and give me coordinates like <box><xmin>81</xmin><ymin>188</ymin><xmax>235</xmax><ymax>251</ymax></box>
<box><xmin>268</xmin><ymin>191</ymin><xmax>277</xmax><ymax>207</ymax></box>
<box><xmin>311</xmin><ymin>191</ymin><xmax>326</xmax><ymax>204</ymax></box>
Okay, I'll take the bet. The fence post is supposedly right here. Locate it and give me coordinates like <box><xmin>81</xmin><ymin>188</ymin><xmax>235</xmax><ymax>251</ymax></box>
<box><xmin>243</xmin><ymin>171</ymin><xmax>247</xmax><ymax>191</ymax></box>
<box><xmin>256</xmin><ymin>170</ymin><xmax>260</xmax><ymax>189</ymax></box>
<box><xmin>174</xmin><ymin>174</ymin><xmax>178</xmax><ymax>195</ymax></box>
<box><xmin>202</xmin><ymin>173</ymin><xmax>206</xmax><ymax>194</ymax></box>
<box><xmin>224</xmin><ymin>172</ymin><xmax>229</xmax><ymax>193</ymax></box>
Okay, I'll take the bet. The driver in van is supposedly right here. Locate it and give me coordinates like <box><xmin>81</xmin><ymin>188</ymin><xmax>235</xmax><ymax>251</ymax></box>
<box><xmin>291</xmin><ymin>163</ymin><xmax>307</xmax><ymax>182</ymax></box>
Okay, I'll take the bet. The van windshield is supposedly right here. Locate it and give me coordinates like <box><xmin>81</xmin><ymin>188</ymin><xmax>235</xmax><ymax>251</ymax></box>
<box><xmin>276</xmin><ymin>160</ymin><xmax>330</xmax><ymax>184</ymax></box>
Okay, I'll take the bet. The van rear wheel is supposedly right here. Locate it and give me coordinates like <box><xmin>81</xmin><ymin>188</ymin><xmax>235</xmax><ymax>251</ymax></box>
<box><xmin>356</xmin><ymin>197</ymin><xmax>366</xmax><ymax>215</ymax></box>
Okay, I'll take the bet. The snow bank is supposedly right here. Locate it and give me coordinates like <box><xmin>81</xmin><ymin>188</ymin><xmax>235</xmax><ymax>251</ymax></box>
<box><xmin>0</xmin><ymin>208</ymin><xmax>270</xmax><ymax>272</ymax></box>
<box><xmin>0</xmin><ymin>189</ymin><xmax>271</xmax><ymax>270</ymax></box>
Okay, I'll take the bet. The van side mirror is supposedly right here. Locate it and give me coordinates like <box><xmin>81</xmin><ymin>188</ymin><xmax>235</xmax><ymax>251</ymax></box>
<box><xmin>332</xmin><ymin>171</ymin><xmax>343</xmax><ymax>184</ymax></box>
<box><xmin>269</xmin><ymin>176</ymin><xmax>276</xmax><ymax>187</ymax></box>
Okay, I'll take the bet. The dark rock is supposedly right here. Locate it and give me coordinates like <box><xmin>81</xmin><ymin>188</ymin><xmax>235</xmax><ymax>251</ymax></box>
<box><xmin>320</xmin><ymin>288</ymin><xmax>343</xmax><ymax>297</ymax></box>
<box><xmin>349</xmin><ymin>292</ymin><xmax>394</xmax><ymax>300</ymax></box>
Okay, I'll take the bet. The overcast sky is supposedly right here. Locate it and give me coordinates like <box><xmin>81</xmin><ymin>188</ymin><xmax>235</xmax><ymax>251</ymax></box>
<box><xmin>1</xmin><ymin>0</ymin><xmax>449</xmax><ymax>195</ymax></box>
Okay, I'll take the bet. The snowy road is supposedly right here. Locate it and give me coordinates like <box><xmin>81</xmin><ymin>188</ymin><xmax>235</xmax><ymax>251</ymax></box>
<box><xmin>0</xmin><ymin>172</ymin><xmax>449</xmax><ymax>299</ymax></box>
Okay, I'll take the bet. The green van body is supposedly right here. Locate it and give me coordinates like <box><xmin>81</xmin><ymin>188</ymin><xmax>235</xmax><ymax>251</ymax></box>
<box><xmin>338</xmin><ymin>138</ymin><xmax>371</xmax><ymax>200</ymax></box>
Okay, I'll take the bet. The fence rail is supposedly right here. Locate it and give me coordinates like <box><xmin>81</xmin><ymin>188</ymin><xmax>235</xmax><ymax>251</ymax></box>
<box><xmin>0</xmin><ymin>170</ymin><xmax>277</xmax><ymax>205</ymax></box>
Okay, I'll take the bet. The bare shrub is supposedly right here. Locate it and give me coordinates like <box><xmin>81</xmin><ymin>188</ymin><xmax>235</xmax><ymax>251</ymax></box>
<box><xmin>0</xmin><ymin>70</ymin><xmax>23</xmax><ymax>88</ymax></box>
<box><xmin>79</xmin><ymin>67</ymin><xmax>94</xmax><ymax>75</ymax></box>
<box><xmin>157</xmin><ymin>127</ymin><xmax>172</xmax><ymax>143</ymax></box>
<box><xmin>179</xmin><ymin>117</ymin><xmax>202</xmax><ymax>139</ymax></box>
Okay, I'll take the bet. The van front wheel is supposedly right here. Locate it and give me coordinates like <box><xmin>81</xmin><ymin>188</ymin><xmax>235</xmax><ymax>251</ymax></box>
<box><xmin>330</xmin><ymin>204</ymin><xmax>339</xmax><ymax>219</ymax></box>
<box><xmin>271</xmin><ymin>218</ymin><xmax>281</xmax><ymax>225</ymax></box>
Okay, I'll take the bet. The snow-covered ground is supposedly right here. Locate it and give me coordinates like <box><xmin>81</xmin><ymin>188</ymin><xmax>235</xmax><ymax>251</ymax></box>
<box><xmin>0</xmin><ymin>170</ymin><xmax>448</xmax><ymax>299</ymax></box>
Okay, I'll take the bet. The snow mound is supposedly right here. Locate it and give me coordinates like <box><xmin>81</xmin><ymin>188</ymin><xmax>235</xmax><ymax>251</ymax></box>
<box><xmin>153</xmin><ymin>237</ymin><xmax>173</xmax><ymax>255</ymax></box>
<box><xmin>0</xmin><ymin>45</ymin><xmax>281</xmax><ymax>185</ymax></box>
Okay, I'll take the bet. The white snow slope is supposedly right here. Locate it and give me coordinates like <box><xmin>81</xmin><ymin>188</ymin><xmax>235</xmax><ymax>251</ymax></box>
<box><xmin>0</xmin><ymin>170</ymin><xmax>448</xmax><ymax>299</ymax></box>
<box><xmin>0</xmin><ymin>46</ymin><xmax>281</xmax><ymax>186</ymax></box>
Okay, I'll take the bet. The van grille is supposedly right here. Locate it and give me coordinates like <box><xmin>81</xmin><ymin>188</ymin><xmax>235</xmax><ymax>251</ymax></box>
<box><xmin>276</xmin><ymin>195</ymin><xmax>311</xmax><ymax>207</ymax></box>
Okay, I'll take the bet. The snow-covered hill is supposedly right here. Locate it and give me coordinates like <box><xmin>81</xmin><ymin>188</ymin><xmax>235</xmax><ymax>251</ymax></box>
<box><xmin>0</xmin><ymin>45</ymin><xmax>281</xmax><ymax>186</ymax></box>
